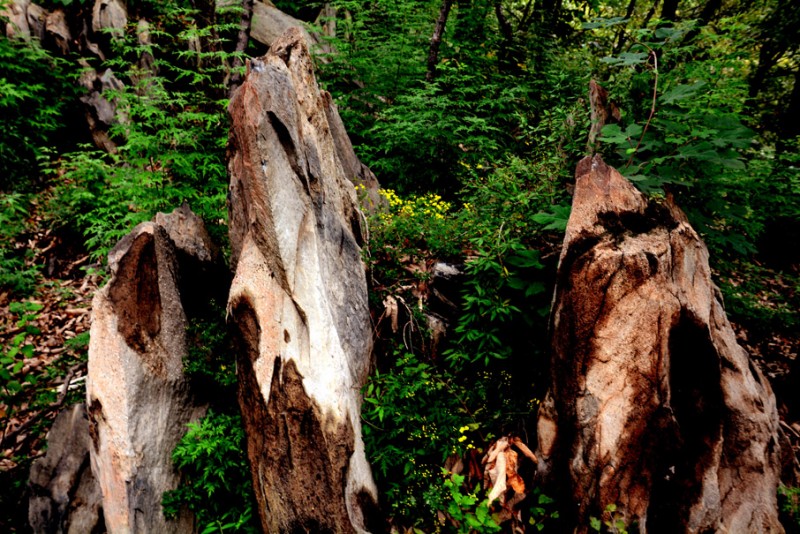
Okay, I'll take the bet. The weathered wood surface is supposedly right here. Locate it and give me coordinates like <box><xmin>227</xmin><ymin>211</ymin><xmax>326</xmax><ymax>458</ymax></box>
<box><xmin>87</xmin><ymin>206</ymin><xmax>217</xmax><ymax>533</ymax></box>
<box><xmin>227</xmin><ymin>27</ymin><xmax>380</xmax><ymax>533</ymax></box>
<box><xmin>538</xmin><ymin>155</ymin><xmax>783</xmax><ymax>533</ymax></box>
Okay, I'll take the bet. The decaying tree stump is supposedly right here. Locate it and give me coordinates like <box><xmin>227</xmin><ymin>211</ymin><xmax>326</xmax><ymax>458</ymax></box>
<box><xmin>226</xmin><ymin>28</ymin><xmax>380</xmax><ymax>533</ymax></box>
<box><xmin>86</xmin><ymin>206</ymin><xmax>217</xmax><ymax>533</ymax></box>
<box><xmin>537</xmin><ymin>155</ymin><xmax>783</xmax><ymax>533</ymax></box>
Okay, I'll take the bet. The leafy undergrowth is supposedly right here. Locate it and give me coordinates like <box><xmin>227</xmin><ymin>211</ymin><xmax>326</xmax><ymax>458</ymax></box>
<box><xmin>0</xmin><ymin>196</ymin><xmax>798</xmax><ymax>532</ymax></box>
<box><xmin>360</xmin><ymin>182</ymin><xmax>800</xmax><ymax>530</ymax></box>
<box><xmin>719</xmin><ymin>261</ymin><xmax>799</xmax><ymax>388</ymax></box>
<box><xmin>0</xmin><ymin>202</ymin><xmax>98</xmax><ymax>532</ymax></box>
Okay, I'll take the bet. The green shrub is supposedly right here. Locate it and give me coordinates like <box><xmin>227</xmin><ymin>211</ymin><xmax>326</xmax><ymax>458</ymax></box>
<box><xmin>46</xmin><ymin>11</ymin><xmax>232</xmax><ymax>262</ymax></box>
<box><xmin>362</xmin><ymin>350</ymin><xmax>477</xmax><ymax>525</ymax></box>
<box><xmin>593</xmin><ymin>20</ymin><xmax>775</xmax><ymax>258</ymax></box>
<box><xmin>443</xmin><ymin>471</ymin><xmax>501</xmax><ymax>533</ymax></box>
<box><xmin>183</xmin><ymin>300</ymin><xmax>238</xmax><ymax>395</ymax></box>
<box><xmin>0</xmin><ymin>301</ymin><xmax>44</xmax><ymax>417</ymax></box>
<box><xmin>0</xmin><ymin>193</ymin><xmax>41</xmax><ymax>295</ymax></box>
<box><xmin>162</xmin><ymin>410</ymin><xmax>259</xmax><ymax>533</ymax></box>
<box><xmin>361</xmin><ymin>159</ymin><xmax>567</xmax><ymax>528</ymax></box>
<box><xmin>779</xmin><ymin>484</ymin><xmax>800</xmax><ymax>527</ymax></box>
<box><xmin>0</xmin><ymin>28</ymin><xmax>79</xmax><ymax>192</ymax></box>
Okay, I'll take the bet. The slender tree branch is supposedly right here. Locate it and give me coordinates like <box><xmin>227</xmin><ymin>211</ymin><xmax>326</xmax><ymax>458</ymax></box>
<box><xmin>0</xmin><ymin>363</ymin><xmax>85</xmax><ymax>451</ymax></box>
<box><xmin>613</xmin><ymin>0</ymin><xmax>637</xmax><ymax>55</ymax></box>
<box><xmin>627</xmin><ymin>47</ymin><xmax>658</xmax><ymax>168</ymax></box>
<box><xmin>660</xmin><ymin>0</ymin><xmax>679</xmax><ymax>22</ymax></box>
<box><xmin>426</xmin><ymin>0</ymin><xmax>454</xmax><ymax>82</ymax></box>
<box><xmin>495</xmin><ymin>1</ymin><xmax>513</xmax><ymax>42</ymax></box>
<box><xmin>518</xmin><ymin>0</ymin><xmax>535</xmax><ymax>33</ymax></box>
<box><xmin>642</xmin><ymin>0</ymin><xmax>660</xmax><ymax>28</ymax></box>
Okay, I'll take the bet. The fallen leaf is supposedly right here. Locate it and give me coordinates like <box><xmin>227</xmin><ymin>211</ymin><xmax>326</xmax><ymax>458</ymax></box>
<box><xmin>383</xmin><ymin>295</ymin><xmax>399</xmax><ymax>333</ymax></box>
<box><xmin>486</xmin><ymin>446</ymin><xmax>507</xmax><ymax>504</ymax></box>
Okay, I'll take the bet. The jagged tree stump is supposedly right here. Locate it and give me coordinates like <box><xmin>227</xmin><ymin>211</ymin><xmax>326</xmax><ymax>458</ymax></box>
<box><xmin>537</xmin><ymin>156</ymin><xmax>783</xmax><ymax>533</ymax></box>
<box><xmin>226</xmin><ymin>28</ymin><xmax>380</xmax><ymax>533</ymax></box>
<box><xmin>86</xmin><ymin>206</ymin><xmax>217</xmax><ymax>533</ymax></box>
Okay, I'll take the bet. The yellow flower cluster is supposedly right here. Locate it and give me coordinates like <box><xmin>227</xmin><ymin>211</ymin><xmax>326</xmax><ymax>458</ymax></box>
<box><xmin>380</xmin><ymin>188</ymin><xmax>405</xmax><ymax>209</ymax></box>
<box><xmin>378</xmin><ymin>188</ymin><xmax>451</xmax><ymax>221</ymax></box>
<box><xmin>457</xmin><ymin>424</ymin><xmax>475</xmax><ymax>449</ymax></box>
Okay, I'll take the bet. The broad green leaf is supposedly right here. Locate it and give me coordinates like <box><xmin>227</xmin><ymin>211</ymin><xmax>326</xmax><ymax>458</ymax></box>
<box><xmin>660</xmin><ymin>81</ymin><xmax>706</xmax><ymax>105</ymax></box>
<box><xmin>532</xmin><ymin>204</ymin><xmax>571</xmax><ymax>231</ymax></box>
<box><xmin>506</xmin><ymin>249</ymin><xmax>543</xmax><ymax>269</ymax></box>
<box><xmin>582</xmin><ymin>17</ymin><xmax>628</xmax><ymax>29</ymax></box>
<box><xmin>601</xmin><ymin>52</ymin><xmax>649</xmax><ymax>66</ymax></box>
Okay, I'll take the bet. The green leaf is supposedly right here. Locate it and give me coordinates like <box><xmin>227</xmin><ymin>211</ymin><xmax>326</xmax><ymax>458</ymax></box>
<box><xmin>654</xmin><ymin>26</ymin><xmax>686</xmax><ymax>41</ymax></box>
<box><xmin>582</xmin><ymin>17</ymin><xmax>628</xmax><ymax>29</ymax></box>
<box><xmin>599</xmin><ymin>123</ymin><xmax>626</xmax><ymax>144</ymax></box>
<box><xmin>505</xmin><ymin>249</ymin><xmax>543</xmax><ymax>269</ymax></box>
<box><xmin>9</xmin><ymin>301</ymin><xmax>42</xmax><ymax>313</ymax></box>
<box><xmin>466</xmin><ymin>515</ymin><xmax>482</xmax><ymax>528</ymax></box>
<box><xmin>601</xmin><ymin>52</ymin><xmax>649</xmax><ymax>66</ymax></box>
<box><xmin>403</xmin><ymin>460</ymin><xmax>414</xmax><ymax>475</ymax></box>
<box><xmin>538</xmin><ymin>493</ymin><xmax>555</xmax><ymax>504</ymax></box>
<box><xmin>660</xmin><ymin>81</ymin><xmax>706</xmax><ymax>105</ymax></box>
<box><xmin>532</xmin><ymin>204</ymin><xmax>571</xmax><ymax>231</ymax></box>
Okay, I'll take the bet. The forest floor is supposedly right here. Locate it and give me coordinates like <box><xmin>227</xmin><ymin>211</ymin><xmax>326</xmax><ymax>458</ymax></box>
<box><xmin>0</xmin><ymin>210</ymin><xmax>799</xmax><ymax>530</ymax></box>
<box><xmin>0</xmin><ymin>212</ymin><xmax>99</xmax><ymax>529</ymax></box>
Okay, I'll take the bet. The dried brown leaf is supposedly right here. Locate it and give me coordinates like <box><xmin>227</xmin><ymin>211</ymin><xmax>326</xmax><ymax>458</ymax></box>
<box><xmin>504</xmin><ymin>449</ymin><xmax>525</xmax><ymax>495</ymax></box>
<box><xmin>486</xmin><ymin>448</ymin><xmax>507</xmax><ymax>504</ymax></box>
<box><xmin>383</xmin><ymin>295</ymin><xmax>399</xmax><ymax>333</ymax></box>
<box><xmin>510</xmin><ymin>436</ymin><xmax>538</xmax><ymax>464</ymax></box>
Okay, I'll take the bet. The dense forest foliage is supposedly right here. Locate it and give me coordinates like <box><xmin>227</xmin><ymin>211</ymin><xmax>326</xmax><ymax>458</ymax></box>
<box><xmin>1</xmin><ymin>0</ymin><xmax>799</xmax><ymax>530</ymax></box>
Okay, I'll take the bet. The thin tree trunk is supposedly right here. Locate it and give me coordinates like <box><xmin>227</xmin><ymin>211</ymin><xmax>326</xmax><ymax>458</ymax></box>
<box><xmin>192</xmin><ymin>0</ymin><xmax>220</xmax><ymax>75</ymax></box>
<box><xmin>749</xmin><ymin>44</ymin><xmax>778</xmax><ymax>99</ymax></box>
<box><xmin>426</xmin><ymin>0</ymin><xmax>454</xmax><ymax>82</ymax></box>
<box><xmin>678</xmin><ymin>0</ymin><xmax>722</xmax><ymax>47</ymax></box>
<box><xmin>660</xmin><ymin>0</ymin><xmax>679</xmax><ymax>21</ymax></box>
<box><xmin>697</xmin><ymin>0</ymin><xmax>722</xmax><ymax>25</ymax></box>
<box><xmin>641</xmin><ymin>0</ymin><xmax>660</xmax><ymax>27</ymax></box>
<box><xmin>495</xmin><ymin>1</ymin><xmax>521</xmax><ymax>74</ymax></box>
<box><xmin>227</xmin><ymin>0</ymin><xmax>255</xmax><ymax>97</ymax></box>
<box><xmin>517</xmin><ymin>0</ymin><xmax>535</xmax><ymax>33</ymax></box>
<box><xmin>550</xmin><ymin>0</ymin><xmax>565</xmax><ymax>35</ymax></box>
<box><xmin>314</xmin><ymin>3</ymin><xmax>337</xmax><ymax>55</ymax></box>
<box><xmin>495</xmin><ymin>1</ymin><xmax>513</xmax><ymax>42</ymax></box>
<box><xmin>613</xmin><ymin>0</ymin><xmax>637</xmax><ymax>54</ymax></box>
